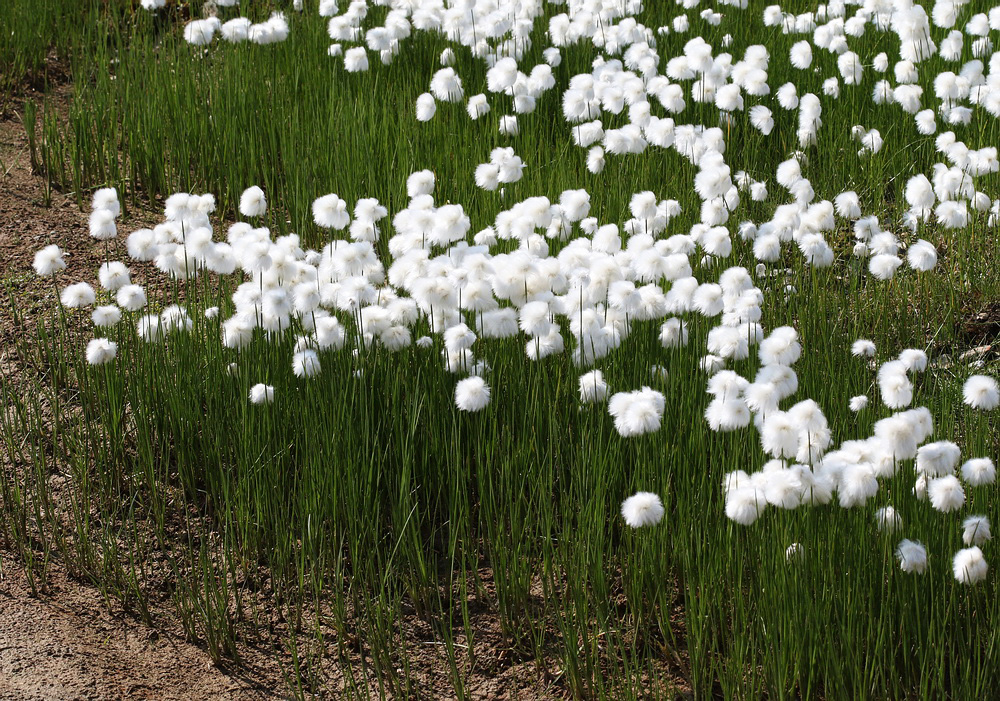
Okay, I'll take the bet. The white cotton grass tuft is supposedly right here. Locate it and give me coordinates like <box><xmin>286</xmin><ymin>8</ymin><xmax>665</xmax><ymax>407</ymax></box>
<box><xmin>927</xmin><ymin>475</ymin><xmax>965</xmax><ymax>513</ymax></box>
<box><xmin>875</xmin><ymin>506</ymin><xmax>902</xmax><ymax>532</ymax></box>
<box><xmin>896</xmin><ymin>539</ymin><xmax>928</xmax><ymax>574</ymax></box>
<box><xmin>85</xmin><ymin>338</ymin><xmax>118</xmax><ymax>365</ymax></box>
<box><xmin>849</xmin><ymin>395</ymin><xmax>868</xmax><ymax>412</ymax></box>
<box><xmin>953</xmin><ymin>546</ymin><xmax>988</xmax><ymax>585</ymax></box>
<box><xmin>92</xmin><ymin>305</ymin><xmax>122</xmax><ymax>327</ymax></box>
<box><xmin>915</xmin><ymin>441</ymin><xmax>960</xmax><ymax>477</ymax></box>
<box><xmin>579</xmin><ymin>370</ymin><xmax>608</xmax><ymax>403</ymax></box>
<box><xmin>608</xmin><ymin>387</ymin><xmax>665</xmax><ymax>437</ymax></box>
<box><xmin>455</xmin><ymin>376</ymin><xmax>490</xmax><ymax>412</ymax></box>
<box><xmin>116</xmin><ymin>284</ymin><xmax>147</xmax><ymax>311</ymax></box>
<box><xmin>313</xmin><ymin>194</ymin><xmax>351</xmax><ymax>229</ymax></box>
<box><xmin>785</xmin><ymin>543</ymin><xmax>804</xmax><ymax>563</ymax></box>
<box><xmin>91</xmin><ymin>188</ymin><xmax>120</xmax><ymax>218</ymax></box>
<box><xmin>907</xmin><ymin>240</ymin><xmax>937</xmax><ymax>271</ymax></box>
<box><xmin>61</xmin><ymin>282</ymin><xmax>96</xmax><ymax>309</ymax></box>
<box><xmin>416</xmin><ymin>93</ymin><xmax>436</xmax><ymax>122</ymax></box>
<box><xmin>961</xmin><ymin>458</ymin><xmax>996</xmax><ymax>486</ymax></box>
<box><xmin>725</xmin><ymin>487</ymin><xmax>765</xmax><ymax>526</ymax></box>
<box><xmin>249</xmin><ymin>384</ymin><xmax>275</xmax><ymax>405</ymax></box>
<box><xmin>89</xmin><ymin>208</ymin><xmax>118</xmax><ymax>241</ymax></box>
<box><xmin>851</xmin><ymin>339</ymin><xmax>876</xmax><ymax>358</ymax></box>
<box><xmin>239</xmin><ymin>186</ymin><xmax>267</xmax><ymax>218</ymax></box>
<box><xmin>620</xmin><ymin>491</ymin><xmax>664</xmax><ymax>528</ymax></box>
<box><xmin>963</xmin><ymin>375</ymin><xmax>999</xmax><ymax>410</ymax></box>
<box><xmin>962</xmin><ymin>516</ymin><xmax>992</xmax><ymax>546</ymax></box>
<box><xmin>33</xmin><ymin>244</ymin><xmax>66</xmax><ymax>277</ymax></box>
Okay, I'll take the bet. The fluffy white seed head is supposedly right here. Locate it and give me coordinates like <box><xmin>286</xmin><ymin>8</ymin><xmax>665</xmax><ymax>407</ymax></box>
<box><xmin>621</xmin><ymin>492</ymin><xmax>664</xmax><ymax>528</ymax></box>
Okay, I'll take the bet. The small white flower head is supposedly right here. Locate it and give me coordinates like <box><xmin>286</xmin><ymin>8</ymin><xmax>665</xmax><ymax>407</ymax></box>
<box><xmin>249</xmin><ymin>383</ymin><xmax>275</xmax><ymax>405</ymax></box>
<box><xmin>205</xmin><ymin>306</ymin><xmax>219</xmax><ymax>319</ymax></box>
<box><xmin>896</xmin><ymin>539</ymin><xmax>928</xmax><ymax>574</ymax></box>
<box><xmin>92</xmin><ymin>187</ymin><xmax>120</xmax><ymax>218</ymax></box>
<box><xmin>467</xmin><ymin>94</ymin><xmax>490</xmax><ymax>120</ymax></box>
<box><xmin>116</xmin><ymin>284</ymin><xmax>147</xmax><ymax>311</ymax></box>
<box><xmin>416</xmin><ymin>93</ymin><xmax>436</xmax><ymax>122</ymax></box>
<box><xmin>851</xmin><ymin>338</ymin><xmax>875</xmax><ymax>358</ymax></box>
<box><xmin>61</xmin><ymin>282</ymin><xmax>96</xmax><ymax>308</ymax></box>
<box><xmin>344</xmin><ymin>47</ymin><xmax>369</xmax><ymax>72</ymax></box>
<box><xmin>416</xmin><ymin>336</ymin><xmax>433</xmax><ymax>349</ymax></box>
<box><xmin>89</xmin><ymin>208</ymin><xmax>117</xmax><ymax>241</ymax></box>
<box><xmin>579</xmin><ymin>370</ymin><xmax>608</xmax><ymax>403</ymax></box>
<box><xmin>620</xmin><ymin>491</ymin><xmax>664</xmax><ymax>528</ymax></box>
<box><xmin>91</xmin><ymin>305</ymin><xmax>122</xmax><ymax>327</ymax></box>
<box><xmin>961</xmin><ymin>458</ymin><xmax>996</xmax><ymax>486</ymax></box>
<box><xmin>292</xmin><ymin>350</ymin><xmax>321</xmax><ymax>379</ymax></box>
<box><xmin>726</xmin><ymin>487</ymin><xmax>765</xmax><ymax>526</ymax></box>
<box><xmin>313</xmin><ymin>193</ymin><xmax>351</xmax><ymax>229</ymax></box>
<box><xmin>785</xmin><ymin>542</ymin><xmax>804</xmax><ymax>563</ymax></box>
<box><xmin>898</xmin><ymin>349</ymin><xmax>928</xmax><ymax>373</ymax></box>
<box><xmin>660</xmin><ymin>318</ymin><xmax>689</xmax><ymax>348</ymax></box>
<box><xmin>964</xmin><ymin>375</ymin><xmax>999</xmax><ymax>410</ymax></box>
<box><xmin>608</xmin><ymin>387</ymin><xmax>665</xmax><ymax>437</ymax></box>
<box><xmin>907</xmin><ymin>240</ymin><xmax>937</xmax><ymax>271</ymax></box>
<box><xmin>455</xmin><ymin>376</ymin><xmax>490</xmax><ymax>412</ymax></box>
<box><xmin>85</xmin><ymin>338</ymin><xmax>118</xmax><ymax>365</ymax></box>
<box><xmin>498</xmin><ymin>115</ymin><xmax>519</xmax><ymax>136</ymax></box>
<box><xmin>875</xmin><ymin>506</ymin><xmax>902</xmax><ymax>532</ymax></box>
<box><xmin>239</xmin><ymin>186</ymin><xmax>267</xmax><ymax>218</ymax></box>
<box><xmin>98</xmin><ymin>261</ymin><xmax>131</xmax><ymax>291</ymax></box>
<box><xmin>963</xmin><ymin>516</ymin><xmax>992</xmax><ymax>546</ymax></box>
<box><xmin>915</xmin><ymin>441</ymin><xmax>961</xmax><ymax>477</ymax></box>
<box><xmin>33</xmin><ymin>244</ymin><xmax>66</xmax><ymax>276</ymax></box>
<box><xmin>928</xmin><ymin>475</ymin><xmax>965</xmax><ymax>513</ymax></box>
<box><xmin>953</xmin><ymin>546</ymin><xmax>988</xmax><ymax>585</ymax></box>
<box><xmin>849</xmin><ymin>395</ymin><xmax>869</xmax><ymax>412</ymax></box>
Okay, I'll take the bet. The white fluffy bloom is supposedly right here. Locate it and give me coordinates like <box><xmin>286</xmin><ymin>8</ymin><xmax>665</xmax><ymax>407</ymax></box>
<box><xmin>621</xmin><ymin>492</ymin><xmax>664</xmax><ymax>528</ymax></box>
<box><xmin>33</xmin><ymin>244</ymin><xmax>66</xmax><ymax>276</ymax></box>
<box><xmin>89</xmin><ymin>208</ymin><xmax>117</xmax><ymax>241</ymax></box>
<box><xmin>963</xmin><ymin>375</ymin><xmax>999</xmax><ymax>409</ymax></box>
<box><xmin>313</xmin><ymin>194</ymin><xmax>351</xmax><ymax>229</ymax></box>
<box><xmin>85</xmin><ymin>338</ymin><xmax>118</xmax><ymax>365</ymax></box>
<box><xmin>875</xmin><ymin>506</ymin><xmax>902</xmax><ymax>532</ymax></box>
<box><xmin>726</xmin><ymin>487</ymin><xmax>765</xmax><ymax>526</ymax></box>
<box><xmin>92</xmin><ymin>305</ymin><xmax>122</xmax><ymax>327</ymax></box>
<box><xmin>116</xmin><ymin>284</ymin><xmax>147</xmax><ymax>311</ymax></box>
<box><xmin>608</xmin><ymin>387</ymin><xmax>665</xmax><ymax>437</ymax></box>
<box><xmin>455</xmin><ymin>376</ymin><xmax>490</xmax><ymax>412</ymax></box>
<box><xmin>579</xmin><ymin>370</ymin><xmax>608</xmax><ymax>403</ymax></box>
<box><xmin>61</xmin><ymin>282</ymin><xmax>96</xmax><ymax>308</ymax></box>
<box><xmin>962</xmin><ymin>458</ymin><xmax>996</xmax><ymax>486</ymax></box>
<box><xmin>928</xmin><ymin>475</ymin><xmax>965</xmax><ymax>513</ymax></box>
<box><xmin>416</xmin><ymin>93</ymin><xmax>436</xmax><ymax>122</ymax></box>
<box><xmin>953</xmin><ymin>546</ymin><xmax>988</xmax><ymax>585</ymax></box>
<box><xmin>239</xmin><ymin>186</ymin><xmax>267</xmax><ymax>218</ymax></box>
<box><xmin>852</xmin><ymin>339</ymin><xmax>876</xmax><ymax>357</ymax></box>
<box><xmin>963</xmin><ymin>516</ymin><xmax>992</xmax><ymax>546</ymax></box>
<box><xmin>849</xmin><ymin>395</ymin><xmax>868</xmax><ymax>412</ymax></box>
<box><xmin>896</xmin><ymin>539</ymin><xmax>928</xmax><ymax>574</ymax></box>
<box><xmin>344</xmin><ymin>47</ymin><xmax>369</xmax><ymax>72</ymax></box>
<box><xmin>249</xmin><ymin>383</ymin><xmax>275</xmax><ymax>405</ymax></box>
<box><xmin>292</xmin><ymin>350</ymin><xmax>321</xmax><ymax>379</ymax></box>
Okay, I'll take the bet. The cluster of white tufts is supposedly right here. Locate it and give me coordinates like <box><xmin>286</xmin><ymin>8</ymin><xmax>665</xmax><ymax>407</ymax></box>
<box><xmin>51</xmin><ymin>0</ymin><xmax>1000</xmax><ymax>576</ymax></box>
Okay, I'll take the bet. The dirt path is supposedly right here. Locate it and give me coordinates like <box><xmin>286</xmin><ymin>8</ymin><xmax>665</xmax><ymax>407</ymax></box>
<box><xmin>0</xmin><ymin>555</ymin><xmax>277</xmax><ymax>700</ymax></box>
